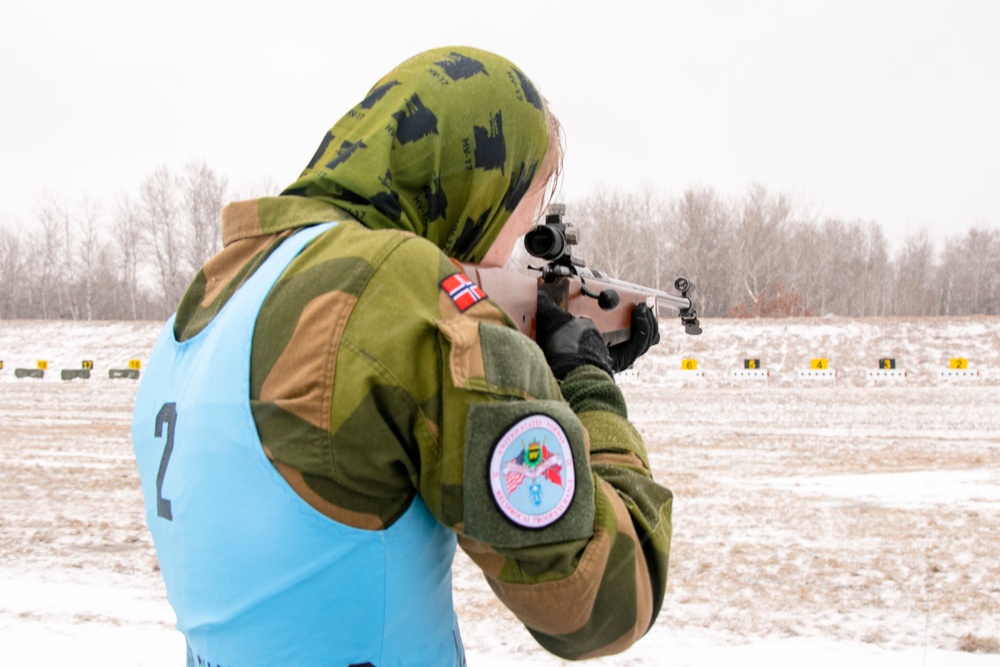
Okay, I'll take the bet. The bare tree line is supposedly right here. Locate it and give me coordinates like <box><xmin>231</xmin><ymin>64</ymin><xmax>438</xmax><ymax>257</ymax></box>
<box><xmin>0</xmin><ymin>168</ymin><xmax>996</xmax><ymax>321</ymax></box>
<box><xmin>1</xmin><ymin>162</ymin><xmax>228</xmax><ymax>321</ymax></box>
<box><xmin>564</xmin><ymin>184</ymin><xmax>999</xmax><ymax>318</ymax></box>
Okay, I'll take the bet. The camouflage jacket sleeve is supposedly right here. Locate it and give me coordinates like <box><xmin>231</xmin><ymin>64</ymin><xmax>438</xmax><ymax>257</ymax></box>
<box><xmin>424</xmin><ymin>261</ymin><xmax>673</xmax><ymax>659</ymax></box>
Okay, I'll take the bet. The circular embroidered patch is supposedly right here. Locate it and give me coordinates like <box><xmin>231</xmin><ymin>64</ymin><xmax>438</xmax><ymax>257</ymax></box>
<box><xmin>488</xmin><ymin>414</ymin><xmax>576</xmax><ymax>529</ymax></box>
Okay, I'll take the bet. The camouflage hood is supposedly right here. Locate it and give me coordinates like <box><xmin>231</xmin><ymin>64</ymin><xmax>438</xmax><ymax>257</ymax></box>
<box><xmin>274</xmin><ymin>46</ymin><xmax>550</xmax><ymax>263</ymax></box>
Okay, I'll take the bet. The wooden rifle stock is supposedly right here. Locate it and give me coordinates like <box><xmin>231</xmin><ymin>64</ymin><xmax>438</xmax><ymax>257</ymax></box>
<box><xmin>458</xmin><ymin>264</ymin><xmax>539</xmax><ymax>338</ymax></box>
<box><xmin>460</xmin><ymin>264</ymin><xmax>701</xmax><ymax>345</ymax></box>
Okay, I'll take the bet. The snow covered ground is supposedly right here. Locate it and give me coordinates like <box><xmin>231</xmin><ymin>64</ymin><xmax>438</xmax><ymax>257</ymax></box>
<box><xmin>1</xmin><ymin>317</ymin><xmax>998</xmax><ymax>666</ymax></box>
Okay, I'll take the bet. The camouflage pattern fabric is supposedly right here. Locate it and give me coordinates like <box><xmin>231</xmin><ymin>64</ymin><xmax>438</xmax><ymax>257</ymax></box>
<box><xmin>279</xmin><ymin>46</ymin><xmax>550</xmax><ymax>265</ymax></box>
<box><xmin>169</xmin><ymin>46</ymin><xmax>672</xmax><ymax>660</ymax></box>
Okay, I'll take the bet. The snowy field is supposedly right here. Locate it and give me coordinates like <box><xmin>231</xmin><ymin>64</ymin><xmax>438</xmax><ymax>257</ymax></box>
<box><xmin>1</xmin><ymin>317</ymin><xmax>998</xmax><ymax>666</ymax></box>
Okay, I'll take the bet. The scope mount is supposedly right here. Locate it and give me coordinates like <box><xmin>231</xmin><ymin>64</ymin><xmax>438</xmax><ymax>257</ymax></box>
<box><xmin>525</xmin><ymin>204</ymin><xmax>621</xmax><ymax>311</ymax></box>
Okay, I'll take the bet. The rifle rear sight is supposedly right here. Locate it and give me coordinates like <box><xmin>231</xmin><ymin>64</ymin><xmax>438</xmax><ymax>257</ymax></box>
<box><xmin>523</xmin><ymin>203</ymin><xmax>702</xmax><ymax>335</ymax></box>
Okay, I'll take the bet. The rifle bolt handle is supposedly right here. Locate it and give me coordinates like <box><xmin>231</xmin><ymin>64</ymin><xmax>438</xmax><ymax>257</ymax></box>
<box><xmin>598</xmin><ymin>289</ymin><xmax>620</xmax><ymax>311</ymax></box>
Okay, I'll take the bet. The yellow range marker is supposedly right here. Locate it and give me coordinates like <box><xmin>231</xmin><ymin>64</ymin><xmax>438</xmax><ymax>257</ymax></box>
<box><xmin>681</xmin><ymin>359</ymin><xmax>699</xmax><ymax>371</ymax></box>
<box><xmin>810</xmin><ymin>358</ymin><xmax>828</xmax><ymax>370</ymax></box>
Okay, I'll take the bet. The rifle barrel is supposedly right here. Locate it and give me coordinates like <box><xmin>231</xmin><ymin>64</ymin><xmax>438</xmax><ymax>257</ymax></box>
<box><xmin>578</xmin><ymin>271</ymin><xmax>692</xmax><ymax>313</ymax></box>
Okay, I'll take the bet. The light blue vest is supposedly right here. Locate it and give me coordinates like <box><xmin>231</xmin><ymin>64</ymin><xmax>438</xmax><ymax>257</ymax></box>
<box><xmin>132</xmin><ymin>223</ymin><xmax>464</xmax><ymax>667</ymax></box>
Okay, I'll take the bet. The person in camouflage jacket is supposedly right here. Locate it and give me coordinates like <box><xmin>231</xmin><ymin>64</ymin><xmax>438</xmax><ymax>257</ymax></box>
<box><xmin>135</xmin><ymin>46</ymin><xmax>672</xmax><ymax>663</ymax></box>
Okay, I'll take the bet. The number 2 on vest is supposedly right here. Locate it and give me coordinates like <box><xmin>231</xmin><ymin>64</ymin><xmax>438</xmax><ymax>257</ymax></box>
<box><xmin>154</xmin><ymin>403</ymin><xmax>178</xmax><ymax>521</ymax></box>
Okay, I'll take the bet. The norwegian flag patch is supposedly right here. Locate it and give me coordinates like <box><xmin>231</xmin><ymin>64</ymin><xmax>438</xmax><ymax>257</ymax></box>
<box><xmin>441</xmin><ymin>273</ymin><xmax>487</xmax><ymax>312</ymax></box>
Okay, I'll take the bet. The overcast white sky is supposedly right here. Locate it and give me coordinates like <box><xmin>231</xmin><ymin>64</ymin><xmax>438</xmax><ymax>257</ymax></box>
<box><xmin>2</xmin><ymin>0</ymin><xmax>997</xmax><ymax>249</ymax></box>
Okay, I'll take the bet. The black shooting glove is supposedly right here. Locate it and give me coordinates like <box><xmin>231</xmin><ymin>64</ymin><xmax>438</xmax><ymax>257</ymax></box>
<box><xmin>535</xmin><ymin>290</ymin><xmax>614</xmax><ymax>380</ymax></box>
<box><xmin>607</xmin><ymin>302</ymin><xmax>661</xmax><ymax>373</ymax></box>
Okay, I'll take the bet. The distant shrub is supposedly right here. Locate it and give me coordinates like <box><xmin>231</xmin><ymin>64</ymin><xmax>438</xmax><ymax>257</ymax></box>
<box><xmin>958</xmin><ymin>633</ymin><xmax>1000</xmax><ymax>653</ymax></box>
<box><xmin>729</xmin><ymin>281</ymin><xmax>813</xmax><ymax>318</ymax></box>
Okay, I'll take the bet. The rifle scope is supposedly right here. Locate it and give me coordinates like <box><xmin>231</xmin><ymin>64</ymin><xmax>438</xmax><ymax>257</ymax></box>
<box><xmin>524</xmin><ymin>204</ymin><xmax>578</xmax><ymax>262</ymax></box>
<box><xmin>523</xmin><ymin>225</ymin><xmax>566</xmax><ymax>260</ymax></box>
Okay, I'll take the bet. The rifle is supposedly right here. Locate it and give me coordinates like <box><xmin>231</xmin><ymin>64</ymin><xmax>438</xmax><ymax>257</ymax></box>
<box><xmin>462</xmin><ymin>203</ymin><xmax>702</xmax><ymax>345</ymax></box>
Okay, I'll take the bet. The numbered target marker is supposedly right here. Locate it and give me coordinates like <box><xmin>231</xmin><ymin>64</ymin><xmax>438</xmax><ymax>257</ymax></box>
<box><xmin>668</xmin><ymin>359</ymin><xmax>704</xmax><ymax>381</ymax></box>
<box><xmin>940</xmin><ymin>358</ymin><xmax>979</xmax><ymax>382</ymax></box>
<box><xmin>800</xmin><ymin>357</ymin><xmax>835</xmax><ymax>382</ymax></box>
<box><xmin>733</xmin><ymin>358</ymin><xmax>768</xmax><ymax>382</ymax></box>
<box><xmin>867</xmin><ymin>358</ymin><xmax>906</xmax><ymax>383</ymax></box>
